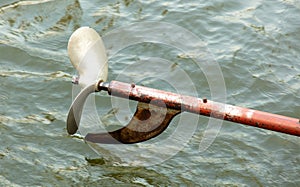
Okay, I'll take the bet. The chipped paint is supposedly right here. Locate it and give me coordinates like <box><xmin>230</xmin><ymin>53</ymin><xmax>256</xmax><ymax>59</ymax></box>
<box><xmin>246</xmin><ymin>109</ymin><xmax>254</xmax><ymax>120</ymax></box>
<box><xmin>225</xmin><ymin>105</ymin><xmax>243</xmax><ymax>118</ymax></box>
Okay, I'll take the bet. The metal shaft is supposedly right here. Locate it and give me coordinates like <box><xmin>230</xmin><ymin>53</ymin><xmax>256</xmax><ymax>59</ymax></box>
<box><xmin>99</xmin><ymin>80</ymin><xmax>300</xmax><ymax>137</ymax></box>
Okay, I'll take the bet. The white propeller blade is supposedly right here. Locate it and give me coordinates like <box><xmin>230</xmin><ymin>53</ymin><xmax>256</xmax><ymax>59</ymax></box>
<box><xmin>68</xmin><ymin>27</ymin><xmax>108</xmax><ymax>87</ymax></box>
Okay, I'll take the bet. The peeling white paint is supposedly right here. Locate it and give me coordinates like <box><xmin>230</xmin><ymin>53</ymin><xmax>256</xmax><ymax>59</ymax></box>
<box><xmin>246</xmin><ymin>110</ymin><xmax>254</xmax><ymax>119</ymax></box>
<box><xmin>225</xmin><ymin>105</ymin><xmax>243</xmax><ymax>117</ymax></box>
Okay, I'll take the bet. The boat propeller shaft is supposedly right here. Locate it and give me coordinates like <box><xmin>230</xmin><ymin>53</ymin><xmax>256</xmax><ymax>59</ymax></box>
<box><xmin>66</xmin><ymin>27</ymin><xmax>300</xmax><ymax>144</ymax></box>
<box><xmin>67</xmin><ymin>80</ymin><xmax>300</xmax><ymax>144</ymax></box>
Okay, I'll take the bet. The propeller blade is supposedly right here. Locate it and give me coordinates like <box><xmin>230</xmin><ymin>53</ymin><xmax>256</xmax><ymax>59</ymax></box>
<box><xmin>68</xmin><ymin>27</ymin><xmax>108</xmax><ymax>87</ymax></box>
<box><xmin>67</xmin><ymin>83</ymin><xmax>97</xmax><ymax>135</ymax></box>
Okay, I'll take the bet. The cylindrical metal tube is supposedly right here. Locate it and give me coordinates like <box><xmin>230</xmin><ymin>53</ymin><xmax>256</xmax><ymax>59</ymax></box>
<box><xmin>107</xmin><ymin>80</ymin><xmax>300</xmax><ymax>137</ymax></box>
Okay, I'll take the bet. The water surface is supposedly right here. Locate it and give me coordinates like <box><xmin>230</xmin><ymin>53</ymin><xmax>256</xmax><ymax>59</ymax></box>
<box><xmin>0</xmin><ymin>0</ymin><xmax>299</xmax><ymax>186</ymax></box>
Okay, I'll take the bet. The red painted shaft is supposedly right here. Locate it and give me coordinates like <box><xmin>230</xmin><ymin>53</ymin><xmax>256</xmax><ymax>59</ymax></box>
<box><xmin>106</xmin><ymin>81</ymin><xmax>300</xmax><ymax>137</ymax></box>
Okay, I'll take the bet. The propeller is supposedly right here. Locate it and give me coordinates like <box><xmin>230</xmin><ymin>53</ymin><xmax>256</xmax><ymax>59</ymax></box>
<box><xmin>66</xmin><ymin>27</ymin><xmax>300</xmax><ymax>143</ymax></box>
<box><xmin>66</xmin><ymin>27</ymin><xmax>108</xmax><ymax>135</ymax></box>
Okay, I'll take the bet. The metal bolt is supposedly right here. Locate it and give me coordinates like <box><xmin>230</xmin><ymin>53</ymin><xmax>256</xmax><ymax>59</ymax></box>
<box><xmin>72</xmin><ymin>75</ymin><xmax>79</xmax><ymax>84</ymax></box>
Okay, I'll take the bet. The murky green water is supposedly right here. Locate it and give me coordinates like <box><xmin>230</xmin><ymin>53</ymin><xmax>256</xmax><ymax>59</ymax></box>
<box><xmin>0</xmin><ymin>0</ymin><xmax>299</xmax><ymax>186</ymax></box>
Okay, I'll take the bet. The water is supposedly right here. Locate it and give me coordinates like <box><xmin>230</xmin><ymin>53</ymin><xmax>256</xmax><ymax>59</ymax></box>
<box><xmin>0</xmin><ymin>0</ymin><xmax>299</xmax><ymax>186</ymax></box>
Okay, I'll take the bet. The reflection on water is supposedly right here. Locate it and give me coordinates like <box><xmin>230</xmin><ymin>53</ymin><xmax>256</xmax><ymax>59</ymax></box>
<box><xmin>0</xmin><ymin>0</ymin><xmax>299</xmax><ymax>186</ymax></box>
